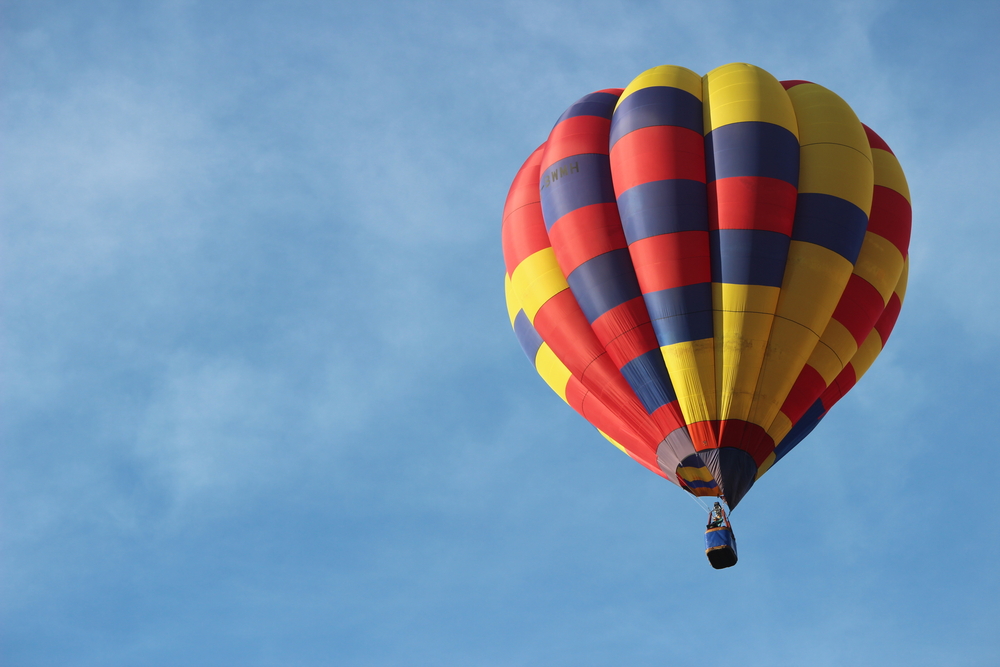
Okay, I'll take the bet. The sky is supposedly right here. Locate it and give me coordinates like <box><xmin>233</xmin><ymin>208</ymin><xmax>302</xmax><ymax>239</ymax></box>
<box><xmin>2</xmin><ymin>0</ymin><xmax>999</xmax><ymax>665</ymax></box>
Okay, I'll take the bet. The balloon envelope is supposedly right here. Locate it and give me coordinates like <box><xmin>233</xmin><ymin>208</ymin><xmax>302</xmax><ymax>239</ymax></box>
<box><xmin>503</xmin><ymin>64</ymin><xmax>910</xmax><ymax>508</ymax></box>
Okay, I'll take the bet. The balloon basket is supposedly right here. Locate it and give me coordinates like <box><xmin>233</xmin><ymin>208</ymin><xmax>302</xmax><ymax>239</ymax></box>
<box><xmin>705</xmin><ymin>526</ymin><xmax>738</xmax><ymax>569</ymax></box>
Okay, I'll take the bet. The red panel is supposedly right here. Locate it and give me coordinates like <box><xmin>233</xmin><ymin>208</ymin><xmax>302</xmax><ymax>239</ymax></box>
<box><xmin>822</xmin><ymin>364</ymin><xmax>857</xmax><ymax>411</ymax></box>
<box><xmin>863</xmin><ymin>124</ymin><xmax>894</xmax><ymax>155</ymax></box>
<box><xmin>502</xmin><ymin>203</ymin><xmax>551</xmax><ymax>276</ymax></box>
<box><xmin>604</xmin><ymin>321</ymin><xmax>660</xmax><ymax>369</ymax></box>
<box><xmin>629</xmin><ymin>231</ymin><xmax>712</xmax><ymax>292</ymax></box>
<box><xmin>708</xmin><ymin>177</ymin><xmax>798</xmax><ymax>234</ymax></box>
<box><xmin>873</xmin><ymin>292</ymin><xmax>903</xmax><ymax>345</ymax></box>
<box><xmin>547</xmin><ymin>203</ymin><xmax>626</xmax><ymax>275</ymax></box>
<box><xmin>780</xmin><ymin>364</ymin><xmax>829</xmax><ymax>425</ymax></box>
<box><xmin>702</xmin><ymin>419</ymin><xmax>775</xmax><ymax>467</ymax></box>
<box><xmin>687</xmin><ymin>420</ymin><xmax>720</xmax><ymax>450</ymax></box>
<box><xmin>832</xmin><ymin>273</ymin><xmax>887</xmax><ymax>346</ymax></box>
<box><xmin>609</xmin><ymin>125</ymin><xmax>706</xmax><ymax>195</ymax></box>
<box><xmin>501</xmin><ymin>144</ymin><xmax>545</xmax><ymax>221</ymax></box>
<box><xmin>541</xmin><ymin>115</ymin><xmax>612</xmax><ymax>171</ymax></box>
<box><xmin>589</xmin><ymin>296</ymin><xmax>651</xmax><ymax>348</ymax></box>
<box><xmin>780</xmin><ymin>80</ymin><xmax>812</xmax><ymax>90</ymax></box>
<box><xmin>867</xmin><ymin>186</ymin><xmax>912</xmax><ymax>258</ymax></box>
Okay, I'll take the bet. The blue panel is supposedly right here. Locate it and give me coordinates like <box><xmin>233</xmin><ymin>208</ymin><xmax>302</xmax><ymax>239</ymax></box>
<box><xmin>566</xmin><ymin>248</ymin><xmax>642</xmax><ymax>323</ymax></box>
<box><xmin>539</xmin><ymin>153</ymin><xmax>616</xmax><ymax>230</ymax></box>
<box><xmin>699</xmin><ymin>446</ymin><xmax>757</xmax><ymax>508</ymax></box>
<box><xmin>609</xmin><ymin>86</ymin><xmax>703</xmax><ymax>146</ymax></box>
<box><xmin>619</xmin><ymin>348</ymin><xmax>677</xmax><ymax>413</ymax></box>
<box><xmin>645</xmin><ymin>283</ymin><xmax>714</xmax><ymax>345</ymax></box>
<box><xmin>513</xmin><ymin>309</ymin><xmax>544</xmax><ymax>363</ymax></box>
<box><xmin>773</xmin><ymin>399</ymin><xmax>826</xmax><ymax>462</ymax></box>
<box><xmin>792</xmin><ymin>193</ymin><xmax>869</xmax><ymax>263</ymax></box>
<box><xmin>710</xmin><ymin>229</ymin><xmax>789</xmax><ymax>286</ymax></box>
<box><xmin>617</xmin><ymin>179</ymin><xmax>708</xmax><ymax>243</ymax></box>
<box><xmin>554</xmin><ymin>91</ymin><xmax>619</xmax><ymax>125</ymax></box>
<box><xmin>705</xmin><ymin>121</ymin><xmax>799</xmax><ymax>185</ymax></box>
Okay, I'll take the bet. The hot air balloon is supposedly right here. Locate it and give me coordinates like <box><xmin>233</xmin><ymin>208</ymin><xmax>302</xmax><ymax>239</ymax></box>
<box><xmin>502</xmin><ymin>63</ymin><xmax>911</xmax><ymax>568</ymax></box>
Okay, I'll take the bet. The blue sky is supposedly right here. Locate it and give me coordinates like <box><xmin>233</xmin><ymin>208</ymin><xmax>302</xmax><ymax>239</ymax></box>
<box><xmin>2</xmin><ymin>1</ymin><xmax>998</xmax><ymax>665</ymax></box>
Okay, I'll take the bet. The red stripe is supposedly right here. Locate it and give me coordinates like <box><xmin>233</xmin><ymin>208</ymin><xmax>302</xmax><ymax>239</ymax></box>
<box><xmin>781</xmin><ymin>80</ymin><xmax>812</xmax><ymax>90</ymax></box>
<box><xmin>650</xmin><ymin>401</ymin><xmax>688</xmax><ymax>440</ymax></box>
<box><xmin>780</xmin><ymin>364</ymin><xmax>828</xmax><ymax>425</ymax></box>
<box><xmin>630</xmin><ymin>231</ymin><xmax>712</xmax><ymax>292</ymax></box>
<box><xmin>502</xmin><ymin>203</ymin><xmax>551</xmax><ymax>276</ymax></box>
<box><xmin>590</xmin><ymin>296</ymin><xmax>652</xmax><ymax>346</ymax></box>
<box><xmin>832</xmin><ymin>273</ymin><xmax>887</xmax><ymax>346</ymax></box>
<box><xmin>501</xmin><ymin>144</ymin><xmax>545</xmax><ymax>221</ymax></box>
<box><xmin>609</xmin><ymin>125</ymin><xmax>705</xmax><ymax>196</ymax></box>
<box><xmin>863</xmin><ymin>124</ymin><xmax>894</xmax><ymax>155</ymax></box>
<box><xmin>873</xmin><ymin>292</ymin><xmax>902</xmax><ymax>345</ymax></box>
<box><xmin>708</xmin><ymin>177</ymin><xmax>797</xmax><ymax>234</ymax></box>
<box><xmin>822</xmin><ymin>365</ymin><xmax>857</xmax><ymax>410</ymax></box>
<box><xmin>867</xmin><ymin>186</ymin><xmax>912</xmax><ymax>258</ymax></box>
<box><xmin>687</xmin><ymin>421</ymin><xmax>719</xmax><ymax>450</ymax></box>
<box><xmin>547</xmin><ymin>203</ymin><xmax>626</xmax><ymax>275</ymax></box>
<box><xmin>699</xmin><ymin>419</ymin><xmax>774</xmax><ymax>466</ymax></box>
<box><xmin>541</xmin><ymin>115</ymin><xmax>612</xmax><ymax>171</ymax></box>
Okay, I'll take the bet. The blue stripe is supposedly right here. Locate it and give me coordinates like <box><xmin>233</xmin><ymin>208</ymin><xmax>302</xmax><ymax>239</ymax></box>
<box><xmin>566</xmin><ymin>248</ymin><xmax>642</xmax><ymax>323</ymax></box>
<box><xmin>513</xmin><ymin>310</ymin><xmax>544</xmax><ymax>363</ymax></box>
<box><xmin>792</xmin><ymin>193</ymin><xmax>869</xmax><ymax>263</ymax></box>
<box><xmin>773</xmin><ymin>399</ymin><xmax>825</xmax><ymax>462</ymax></box>
<box><xmin>539</xmin><ymin>153</ymin><xmax>616</xmax><ymax>230</ymax></box>
<box><xmin>620</xmin><ymin>348</ymin><xmax>677</xmax><ymax>413</ymax></box>
<box><xmin>645</xmin><ymin>283</ymin><xmax>715</xmax><ymax>345</ymax></box>
<box><xmin>554</xmin><ymin>91</ymin><xmax>619</xmax><ymax>125</ymax></box>
<box><xmin>684</xmin><ymin>478</ymin><xmax>720</xmax><ymax>490</ymax></box>
<box><xmin>617</xmin><ymin>179</ymin><xmax>708</xmax><ymax>243</ymax></box>
<box><xmin>711</xmin><ymin>229</ymin><xmax>789</xmax><ymax>286</ymax></box>
<box><xmin>705</xmin><ymin>122</ymin><xmax>799</xmax><ymax>185</ymax></box>
<box><xmin>609</xmin><ymin>86</ymin><xmax>703</xmax><ymax>146</ymax></box>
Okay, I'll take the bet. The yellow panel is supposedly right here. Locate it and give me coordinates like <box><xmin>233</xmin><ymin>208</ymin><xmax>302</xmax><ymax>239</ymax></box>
<box><xmin>894</xmin><ymin>256</ymin><xmax>909</xmax><ymax>303</ymax></box>
<box><xmin>755</xmin><ymin>451</ymin><xmax>776</xmax><ymax>479</ymax></box>
<box><xmin>873</xmin><ymin>148</ymin><xmax>911</xmax><ymax>203</ymax></box>
<box><xmin>534</xmin><ymin>343</ymin><xmax>572</xmax><ymax>402</ymax></box>
<box><xmin>750</xmin><ymin>242</ymin><xmax>853</xmax><ymax>427</ymax></box>
<box><xmin>849</xmin><ymin>329</ymin><xmax>884</xmax><ymax>379</ymax></box>
<box><xmin>713</xmin><ymin>283</ymin><xmax>780</xmax><ymax>421</ymax></box>
<box><xmin>853</xmin><ymin>232</ymin><xmax>905</xmax><ymax>304</ymax></box>
<box><xmin>809</xmin><ymin>319</ymin><xmax>858</xmax><ymax>384</ymax></box>
<box><xmin>509</xmin><ymin>247</ymin><xmax>569</xmax><ymax>322</ymax></box>
<box><xmin>702</xmin><ymin>63</ymin><xmax>798</xmax><ymax>136</ymax></box>
<box><xmin>677</xmin><ymin>465</ymin><xmax>716</xmax><ymax>483</ymax></box>
<box><xmin>504</xmin><ymin>273</ymin><xmax>520</xmax><ymax>327</ymax></box>
<box><xmin>598</xmin><ymin>430</ymin><xmax>631</xmax><ymax>456</ymax></box>
<box><xmin>661</xmin><ymin>338</ymin><xmax>717</xmax><ymax>424</ymax></box>
<box><xmin>766</xmin><ymin>411</ymin><xmax>793</xmax><ymax>445</ymax></box>
<box><xmin>786</xmin><ymin>83</ymin><xmax>871</xmax><ymax>158</ymax></box>
<box><xmin>797</xmin><ymin>143</ymin><xmax>874</xmax><ymax>214</ymax></box>
<box><xmin>616</xmin><ymin>64</ymin><xmax>703</xmax><ymax>109</ymax></box>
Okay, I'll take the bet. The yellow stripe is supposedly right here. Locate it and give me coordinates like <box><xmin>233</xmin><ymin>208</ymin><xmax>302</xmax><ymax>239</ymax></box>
<box><xmin>785</xmin><ymin>83</ymin><xmax>871</xmax><ymax>157</ymax></box>
<box><xmin>677</xmin><ymin>465</ymin><xmax>716</xmax><ymax>483</ymax></box>
<box><xmin>797</xmin><ymin>144</ymin><xmax>874</xmax><ymax>214</ymax></box>
<box><xmin>853</xmin><ymin>232</ymin><xmax>906</xmax><ymax>305</ymax></box>
<box><xmin>504</xmin><ymin>273</ymin><xmax>520</xmax><ymax>327</ymax></box>
<box><xmin>895</xmin><ymin>257</ymin><xmax>909</xmax><ymax>303</ymax></box>
<box><xmin>616</xmin><ymin>64</ymin><xmax>703</xmax><ymax>110</ymax></box>
<box><xmin>755</xmin><ymin>451</ymin><xmax>776</xmax><ymax>479</ymax></box>
<box><xmin>808</xmin><ymin>319</ymin><xmax>858</xmax><ymax>385</ymax></box>
<box><xmin>661</xmin><ymin>338</ymin><xmax>717</xmax><ymax>424</ymax></box>
<box><xmin>849</xmin><ymin>328</ymin><xmax>884</xmax><ymax>379</ymax></box>
<box><xmin>534</xmin><ymin>343</ymin><xmax>572</xmax><ymax>402</ymax></box>
<box><xmin>751</xmin><ymin>242</ymin><xmax>854</xmax><ymax>429</ymax></box>
<box><xmin>713</xmin><ymin>283</ymin><xmax>780</xmax><ymax>421</ymax></box>
<box><xmin>509</xmin><ymin>247</ymin><xmax>569</xmax><ymax>322</ymax></box>
<box><xmin>873</xmin><ymin>148</ymin><xmax>911</xmax><ymax>203</ymax></box>
<box><xmin>766</xmin><ymin>413</ymin><xmax>793</xmax><ymax>445</ymax></box>
<box><xmin>702</xmin><ymin>63</ymin><xmax>798</xmax><ymax>136</ymax></box>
